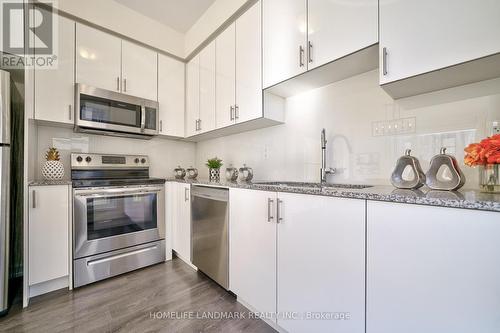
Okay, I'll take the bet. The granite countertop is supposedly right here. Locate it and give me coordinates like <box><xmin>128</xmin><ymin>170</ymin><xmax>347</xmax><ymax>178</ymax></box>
<box><xmin>29</xmin><ymin>180</ymin><xmax>73</xmax><ymax>186</ymax></box>
<box><xmin>167</xmin><ymin>178</ymin><xmax>500</xmax><ymax>213</ymax></box>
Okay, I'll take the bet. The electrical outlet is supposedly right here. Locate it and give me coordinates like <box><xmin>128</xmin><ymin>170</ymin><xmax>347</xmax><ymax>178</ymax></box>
<box><xmin>492</xmin><ymin>121</ymin><xmax>500</xmax><ymax>135</ymax></box>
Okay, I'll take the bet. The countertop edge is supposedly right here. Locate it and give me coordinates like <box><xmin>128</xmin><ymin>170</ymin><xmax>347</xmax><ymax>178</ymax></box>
<box><xmin>167</xmin><ymin>179</ymin><xmax>500</xmax><ymax>213</ymax></box>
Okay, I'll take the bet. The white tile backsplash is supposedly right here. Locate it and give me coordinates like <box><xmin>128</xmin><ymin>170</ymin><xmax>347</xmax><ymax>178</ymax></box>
<box><xmin>195</xmin><ymin>70</ymin><xmax>500</xmax><ymax>188</ymax></box>
<box><xmin>34</xmin><ymin>125</ymin><xmax>196</xmax><ymax>181</ymax></box>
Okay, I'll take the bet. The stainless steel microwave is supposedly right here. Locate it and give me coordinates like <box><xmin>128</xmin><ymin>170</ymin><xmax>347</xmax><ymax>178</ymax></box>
<box><xmin>74</xmin><ymin>84</ymin><xmax>159</xmax><ymax>139</ymax></box>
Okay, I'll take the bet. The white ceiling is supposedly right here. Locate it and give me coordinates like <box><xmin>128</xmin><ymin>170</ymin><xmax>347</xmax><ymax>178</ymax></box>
<box><xmin>113</xmin><ymin>0</ymin><xmax>216</xmax><ymax>33</ymax></box>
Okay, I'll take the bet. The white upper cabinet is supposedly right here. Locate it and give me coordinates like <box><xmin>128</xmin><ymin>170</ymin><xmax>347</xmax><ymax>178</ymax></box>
<box><xmin>263</xmin><ymin>0</ymin><xmax>307</xmax><ymax>88</ymax></box>
<box><xmin>35</xmin><ymin>13</ymin><xmax>74</xmax><ymax>124</ymax></box>
<box><xmin>121</xmin><ymin>41</ymin><xmax>157</xmax><ymax>100</ymax></box>
<box><xmin>367</xmin><ymin>201</ymin><xmax>500</xmax><ymax>333</ymax></box>
<box><xmin>215</xmin><ymin>23</ymin><xmax>236</xmax><ymax>129</ymax></box>
<box><xmin>198</xmin><ymin>41</ymin><xmax>216</xmax><ymax>134</ymax></box>
<box><xmin>380</xmin><ymin>0</ymin><xmax>500</xmax><ymax>85</ymax></box>
<box><xmin>230</xmin><ymin>189</ymin><xmax>277</xmax><ymax>320</ymax></box>
<box><xmin>158</xmin><ymin>54</ymin><xmax>185</xmax><ymax>137</ymax></box>
<box><xmin>76</xmin><ymin>23</ymin><xmax>122</xmax><ymax>92</ymax></box>
<box><xmin>308</xmin><ymin>0</ymin><xmax>378</xmax><ymax>70</ymax></box>
<box><xmin>235</xmin><ymin>1</ymin><xmax>262</xmax><ymax>123</ymax></box>
<box><xmin>76</xmin><ymin>24</ymin><xmax>159</xmax><ymax>100</ymax></box>
<box><xmin>277</xmin><ymin>193</ymin><xmax>366</xmax><ymax>333</ymax></box>
<box><xmin>186</xmin><ymin>55</ymin><xmax>200</xmax><ymax>137</ymax></box>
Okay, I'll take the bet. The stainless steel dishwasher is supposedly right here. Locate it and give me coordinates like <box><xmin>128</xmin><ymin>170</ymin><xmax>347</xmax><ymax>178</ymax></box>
<box><xmin>191</xmin><ymin>186</ymin><xmax>229</xmax><ymax>289</ymax></box>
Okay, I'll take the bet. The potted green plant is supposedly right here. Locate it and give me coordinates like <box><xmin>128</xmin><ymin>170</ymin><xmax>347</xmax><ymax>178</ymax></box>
<box><xmin>206</xmin><ymin>157</ymin><xmax>223</xmax><ymax>182</ymax></box>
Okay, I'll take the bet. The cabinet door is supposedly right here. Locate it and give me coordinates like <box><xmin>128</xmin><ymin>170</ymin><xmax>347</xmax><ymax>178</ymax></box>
<box><xmin>379</xmin><ymin>0</ymin><xmax>500</xmax><ymax>84</ymax></box>
<box><xmin>277</xmin><ymin>193</ymin><xmax>365</xmax><ymax>333</ymax></box>
<box><xmin>235</xmin><ymin>1</ymin><xmax>262</xmax><ymax>123</ymax></box>
<box><xmin>263</xmin><ymin>0</ymin><xmax>307</xmax><ymax>88</ymax></box>
<box><xmin>29</xmin><ymin>186</ymin><xmax>69</xmax><ymax>285</ymax></box>
<box><xmin>198</xmin><ymin>41</ymin><xmax>216</xmax><ymax>134</ymax></box>
<box><xmin>186</xmin><ymin>55</ymin><xmax>199</xmax><ymax>137</ymax></box>
<box><xmin>121</xmin><ymin>41</ymin><xmax>157</xmax><ymax>100</ymax></box>
<box><xmin>173</xmin><ymin>183</ymin><xmax>191</xmax><ymax>263</ymax></box>
<box><xmin>308</xmin><ymin>0</ymin><xmax>378</xmax><ymax>70</ymax></box>
<box><xmin>158</xmin><ymin>54</ymin><xmax>185</xmax><ymax>137</ymax></box>
<box><xmin>367</xmin><ymin>201</ymin><xmax>500</xmax><ymax>333</ymax></box>
<box><xmin>230</xmin><ymin>189</ymin><xmax>277</xmax><ymax>320</ymax></box>
<box><xmin>34</xmin><ymin>14</ymin><xmax>74</xmax><ymax>124</ymax></box>
<box><xmin>76</xmin><ymin>23</ymin><xmax>121</xmax><ymax>92</ymax></box>
<box><xmin>215</xmin><ymin>23</ymin><xmax>236</xmax><ymax>129</ymax></box>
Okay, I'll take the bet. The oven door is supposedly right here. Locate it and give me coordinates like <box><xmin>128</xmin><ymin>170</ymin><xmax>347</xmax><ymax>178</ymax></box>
<box><xmin>73</xmin><ymin>185</ymin><xmax>165</xmax><ymax>259</ymax></box>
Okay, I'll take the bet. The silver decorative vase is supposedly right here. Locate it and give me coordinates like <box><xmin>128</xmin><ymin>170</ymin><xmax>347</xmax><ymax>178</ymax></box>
<box><xmin>479</xmin><ymin>164</ymin><xmax>500</xmax><ymax>193</ymax></box>
<box><xmin>209</xmin><ymin>168</ymin><xmax>220</xmax><ymax>182</ymax></box>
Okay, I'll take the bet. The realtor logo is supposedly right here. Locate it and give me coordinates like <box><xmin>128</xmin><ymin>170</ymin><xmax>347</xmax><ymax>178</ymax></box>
<box><xmin>1</xmin><ymin>0</ymin><xmax>58</xmax><ymax>68</ymax></box>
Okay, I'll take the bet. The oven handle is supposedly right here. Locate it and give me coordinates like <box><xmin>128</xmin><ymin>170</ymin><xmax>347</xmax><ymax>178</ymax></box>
<box><xmin>87</xmin><ymin>245</ymin><xmax>158</xmax><ymax>266</ymax></box>
<box><xmin>75</xmin><ymin>187</ymin><xmax>163</xmax><ymax>198</ymax></box>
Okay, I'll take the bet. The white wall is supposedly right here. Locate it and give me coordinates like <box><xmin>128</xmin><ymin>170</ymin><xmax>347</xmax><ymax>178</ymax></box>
<box><xmin>55</xmin><ymin>0</ymin><xmax>185</xmax><ymax>57</ymax></box>
<box><xmin>184</xmin><ymin>0</ymin><xmax>253</xmax><ymax>56</ymax></box>
<box><xmin>196</xmin><ymin>70</ymin><xmax>500</xmax><ymax>188</ymax></box>
<box><xmin>34</xmin><ymin>125</ymin><xmax>196</xmax><ymax>181</ymax></box>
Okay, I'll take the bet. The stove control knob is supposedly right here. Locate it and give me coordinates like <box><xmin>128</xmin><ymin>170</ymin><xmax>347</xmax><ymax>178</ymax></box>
<box><xmin>76</xmin><ymin>156</ymin><xmax>83</xmax><ymax>162</ymax></box>
<box><xmin>85</xmin><ymin>156</ymin><xmax>92</xmax><ymax>163</ymax></box>
<box><xmin>141</xmin><ymin>158</ymin><xmax>146</xmax><ymax>164</ymax></box>
<box><xmin>134</xmin><ymin>158</ymin><xmax>140</xmax><ymax>163</ymax></box>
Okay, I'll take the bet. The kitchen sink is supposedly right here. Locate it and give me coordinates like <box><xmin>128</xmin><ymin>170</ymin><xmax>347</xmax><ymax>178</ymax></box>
<box><xmin>252</xmin><ymin>181</ymin><xmax>373</xmax><ymax>189</ymax></box>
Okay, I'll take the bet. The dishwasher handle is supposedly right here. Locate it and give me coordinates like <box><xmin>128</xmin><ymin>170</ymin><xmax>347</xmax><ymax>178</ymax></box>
<box><xmin>191</xmin><ymin>186</ymin><xmax>229</xmax><ymax>202</ymax></box>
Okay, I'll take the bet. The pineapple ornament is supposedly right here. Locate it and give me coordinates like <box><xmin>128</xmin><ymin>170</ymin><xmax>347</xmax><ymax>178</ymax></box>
<box><xmin>42</xmin><ymin>147</ymin><xmax>65</xmax><ymax>180</ymax></box>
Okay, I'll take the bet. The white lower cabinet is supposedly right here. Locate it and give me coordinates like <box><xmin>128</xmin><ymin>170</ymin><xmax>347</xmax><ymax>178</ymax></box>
<box><xmin>230</xmin><ymin>189</ymin><xmax>366</xmax><ymax>332</ymax></box>
<box><xmin>28</xmin><ymin>185</ymin><xmax>71</xmax><ymax>297</ymax></box>
<box><xmin>169</xmin><ymin>182</ymin><xmax>191</xmax><ymax>263</ymax></box>
<box><xmin>230</xmin><ymin>189</ymin><xmax>277</xmax><ymax>319</ymax></box>
<box><xmin>367</xmin><ymin>201</ymin><xmax>500</xmax><ymax>333</ymax></box>
<box><xmin>277</xmin><ymin>193</ymin><xmax>365</xmax><ymax>333</ymax></box>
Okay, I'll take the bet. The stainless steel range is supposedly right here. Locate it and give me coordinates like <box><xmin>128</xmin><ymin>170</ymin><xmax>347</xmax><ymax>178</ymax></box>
<box><xmin>71</xmin><ymin>153</ymin><xmax>165</xmax><ymax>287</ymax></box>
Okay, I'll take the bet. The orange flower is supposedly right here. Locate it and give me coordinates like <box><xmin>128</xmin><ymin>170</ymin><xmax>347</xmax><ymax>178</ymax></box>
<box><xmin>465</xmin><ymin>134</ymin><xmax>500</xmax><ymax>166</ymax></box>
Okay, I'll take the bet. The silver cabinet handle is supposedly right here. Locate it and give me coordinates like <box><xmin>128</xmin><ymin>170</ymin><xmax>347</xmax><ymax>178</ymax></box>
<box><xmin>116</xmin><ymin>77</ymin><xmax>120</xmax><ymax>91</ymax></box>
<box><xmin>123</xmin><ymin>78</ymin><xmax>127</xmax><ymax>92</ymax></box>
<box><xmin>160</xmin><ymin>120</ymin><xmax>163</xmax><ymax>132</ymax></box>
<box><xmin>68</xmin><ymin>104</ymin><xmax>72</xmax><ymax>120</ymax></box>
<box><xmin>32</xmin><ymin>190</ymin><xmax>36</xmax><ymax>209</ymax></box>
<box><xmin>276</xmin><ymin>198</ymin><xmax>283</xmax><ymax>223</ymax></box>
<box><xmin>198</xmin><ymin>119</ymin><xmax>202</xmax><ymax>131</ymax></box>
<box><xmin>299</xmin><ymin>45</ymin><xmax>305</xmax><ymax>67</ymax></box>
<box><xmin>308</xmin><ymin>41</ymin><xmax>313</xmax><ymax>63</ymax></box>
<box><xmin>267</xmin><ymin>198</ymin><xmax>274</xmax><ymax>222</ymax></box>
<box><xmin>382</xmin><ymin>47</ymin><xmax>388</xmax><ymax>76</ymax></box>
<box><xmin>235</xmin><ymin>105</ymin><xmax>239</xmax><ymax>120</ymax></box>
<box><xmin>184</xmin><ymin>187</ymin><xmax>189</xmax><ymax>201</ymax></box>
<box><xmin>230</xmin><ymin>105</ymin><xmax>234</xmax><ymax>121</ymax></box>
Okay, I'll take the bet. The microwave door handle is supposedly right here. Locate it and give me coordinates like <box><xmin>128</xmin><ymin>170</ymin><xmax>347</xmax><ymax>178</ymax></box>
<box><xmin>140</xmin><ymin>106</ymin><xmax>146</xmax><ymax>132</ymax></box>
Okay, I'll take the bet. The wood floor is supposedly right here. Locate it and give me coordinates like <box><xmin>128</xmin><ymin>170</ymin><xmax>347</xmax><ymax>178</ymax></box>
<box><xmin>0</xmin><ymin>258</ymin><xmax>276</xmax><ymax>333</ymax></box>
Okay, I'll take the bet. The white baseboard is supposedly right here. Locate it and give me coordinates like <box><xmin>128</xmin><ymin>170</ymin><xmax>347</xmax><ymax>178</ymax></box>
<box><xmin>236</xmin><ymin>297</ymin><xmax>287</xmax><ymax>333</ymax></box>
<box><xmin>29</xmin><ymin>276</ymin><xmax>69</xmax><ymax>298</ymax></box>
<box><xmin>172</xmin><ymin>250</ymin><xmax>198</xmax><ymax>271</ymax></box>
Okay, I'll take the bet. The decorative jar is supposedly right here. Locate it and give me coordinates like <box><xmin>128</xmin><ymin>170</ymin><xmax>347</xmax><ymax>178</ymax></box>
<box><xmin>209</xmin><ymin>168</ymin><xmax>220</xmax><ymax>182</ymax></box>
<box><xmin>479</xmin><ymin>164</ymin><xmax>500</xmax><ymax>193</ymax></box>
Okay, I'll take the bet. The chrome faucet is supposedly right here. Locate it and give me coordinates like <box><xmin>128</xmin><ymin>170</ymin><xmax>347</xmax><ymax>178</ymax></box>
<box><xmin>320</xmin><ymin>128</ymin><xmax>336</xmax><ymax>183</ymax></box>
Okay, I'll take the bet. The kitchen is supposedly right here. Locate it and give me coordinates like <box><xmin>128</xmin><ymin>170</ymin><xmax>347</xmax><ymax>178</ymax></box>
<box><xmin>1</xmin><ymin>0</ymin><xmax>500</xmax><ymax>332</ymax></box>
